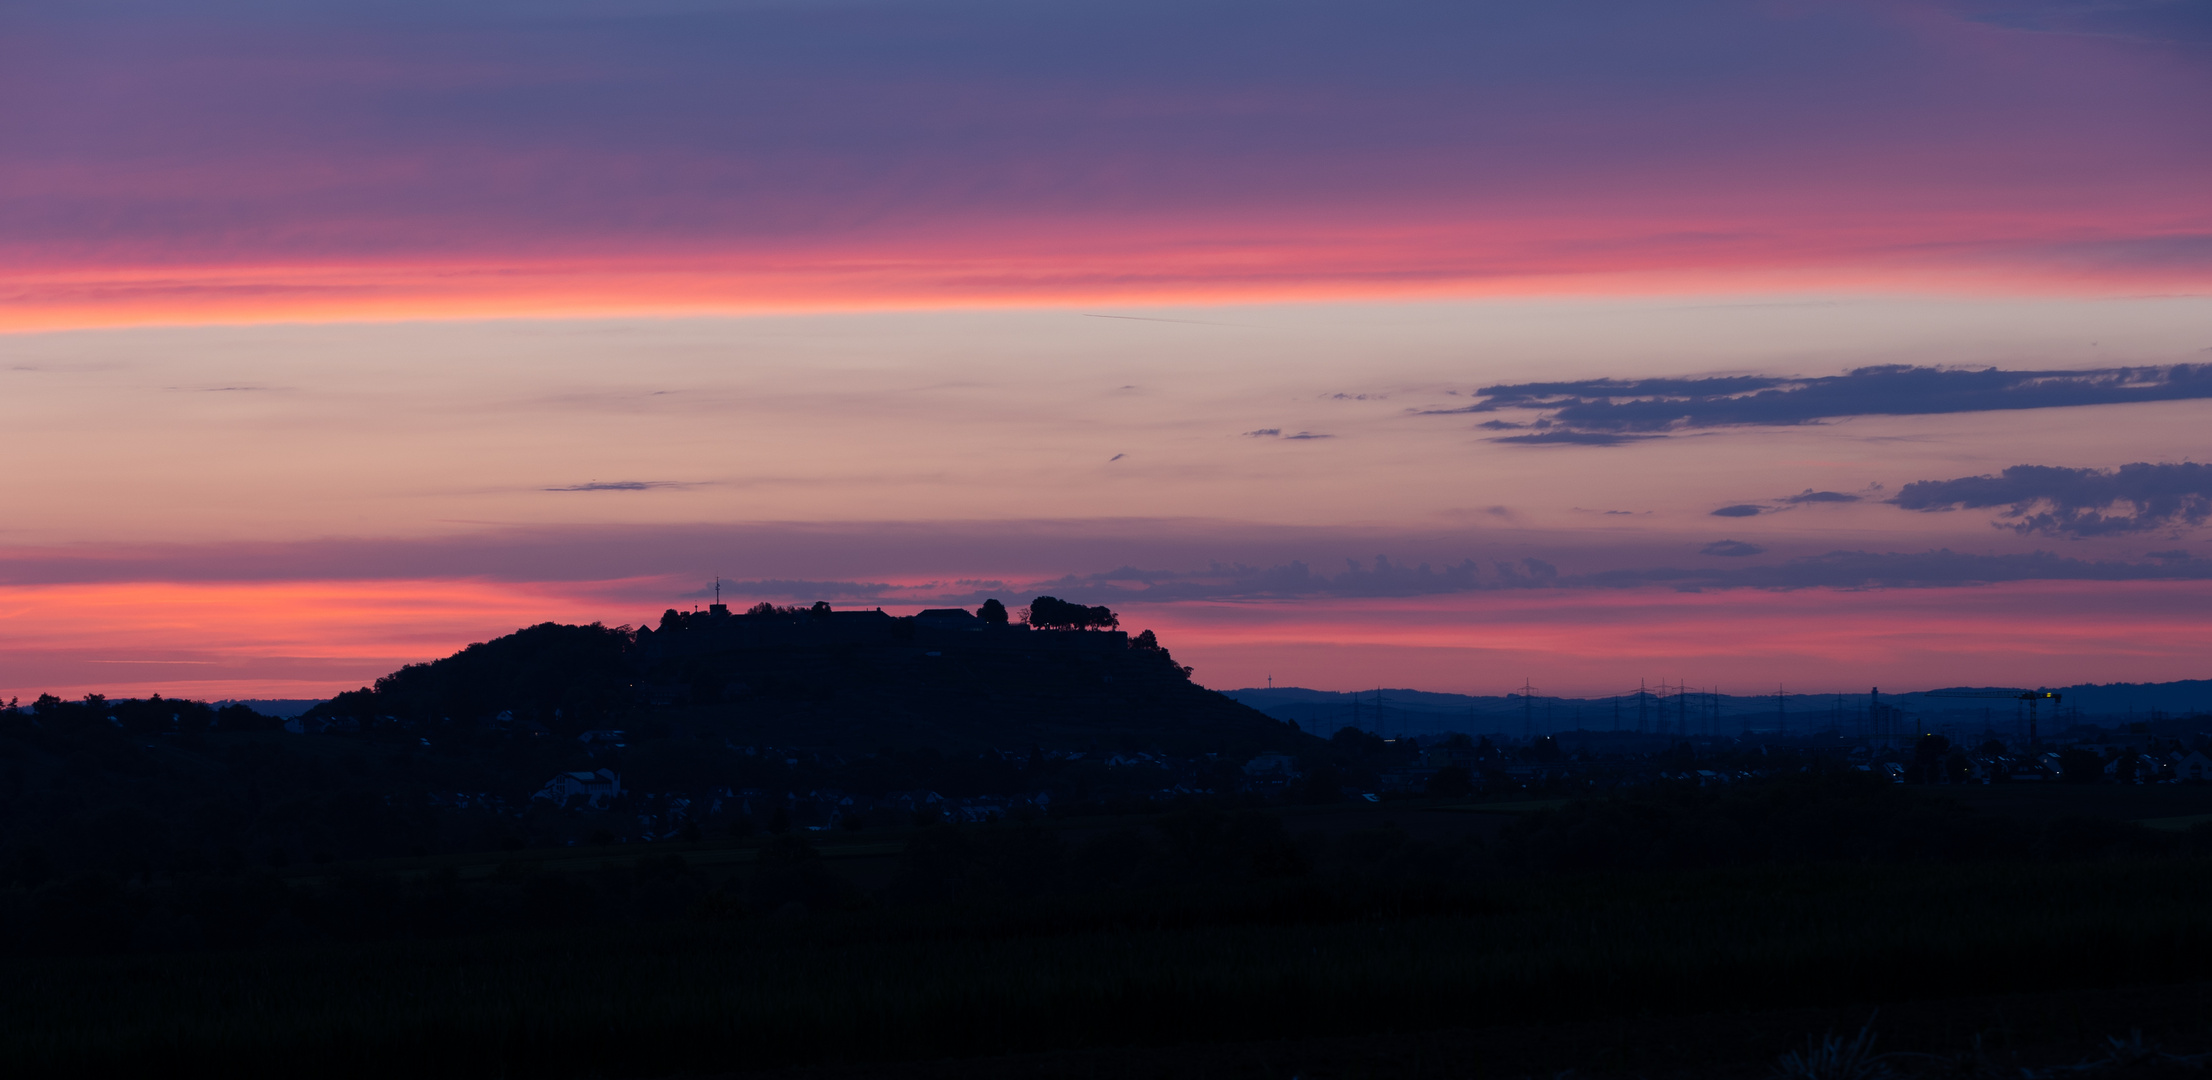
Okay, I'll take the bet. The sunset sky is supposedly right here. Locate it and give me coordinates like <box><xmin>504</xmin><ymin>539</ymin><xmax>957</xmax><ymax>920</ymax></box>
<box><xmin>4</xmin><ymin>0</ymin><xmax>2209</xmax><ymax>701</ymax></box>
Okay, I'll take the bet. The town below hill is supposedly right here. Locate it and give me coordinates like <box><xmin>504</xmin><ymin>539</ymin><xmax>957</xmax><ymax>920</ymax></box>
<box><xmin>1</xmin><ymin>592</ymin><xmax>2207</xmax><ymax>895</ymax></box>
<box><xmin>12</xmin><ymin>605</ymin><xmax>2212</xmax><ymax>1076</ymax></box>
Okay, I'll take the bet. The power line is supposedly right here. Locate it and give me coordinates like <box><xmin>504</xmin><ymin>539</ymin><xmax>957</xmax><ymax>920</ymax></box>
<box><xmin>1520</xmin><ymin>677</ymin><xmax>1535</xmax><ymax>740</ymax></box>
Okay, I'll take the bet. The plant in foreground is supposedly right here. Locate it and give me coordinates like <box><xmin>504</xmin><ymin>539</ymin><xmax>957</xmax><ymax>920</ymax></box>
<box><xmin>1774</xmin><ymin>1021</ymin><xmax>1900</xmax><ymax>1080</ymax></box>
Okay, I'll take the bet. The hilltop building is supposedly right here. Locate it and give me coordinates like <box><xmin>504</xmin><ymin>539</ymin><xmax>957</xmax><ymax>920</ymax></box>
<box><xmin>632</xmin><ymin>602</ymin><xmax>1127</xmax><ymax>662</ymax></box>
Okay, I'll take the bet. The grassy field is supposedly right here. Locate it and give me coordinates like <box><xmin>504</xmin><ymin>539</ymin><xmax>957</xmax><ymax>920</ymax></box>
<box><xmin>1942</xmin><ymin>782</ymin><xmax>2212</xmax><ymax>823</ymax></box>
<box><xmin>13</xmin><ymin>781</ymin><xmax>2212</xmax><ymax>1078</ymax></box>
<box><xmin>11</xmin><ymin>853</ymin><xmax>2212</xmax><ymax>1078</ymax></box>
<box><xmin>272</xmin><ymin>835</ymin><xmax>909</xmax><ymax>890</ymax></box>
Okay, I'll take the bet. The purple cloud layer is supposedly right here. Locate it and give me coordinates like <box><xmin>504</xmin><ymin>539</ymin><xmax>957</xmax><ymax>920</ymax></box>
<box><xmin>4</xmin><ymin>0</ymin><xmax>2206</xmax><ymax>300</ymax></box>
<box><xmin>3</xmin><ymin>522</ymin><xmax>2207</xmax><ymax>605</ymax></box>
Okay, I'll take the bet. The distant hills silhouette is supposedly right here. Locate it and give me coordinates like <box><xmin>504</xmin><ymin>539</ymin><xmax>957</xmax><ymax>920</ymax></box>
<box><xmin>1230</xmin><ymin>679</ymin><xmax>2212</xmax><ymax>738</ymax></box>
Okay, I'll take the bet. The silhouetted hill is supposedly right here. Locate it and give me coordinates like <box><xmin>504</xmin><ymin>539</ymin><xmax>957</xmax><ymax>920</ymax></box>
<box><xmin>0</xmin><ymin>607</ymin><xmax>1311</xmax><ymax>889</ymax></box>
<box><xmin>208</xmin><ymin>699</ymin><xmax>323</xmax><ymax>718</ymax></box>
<box><xmin>306</xmin><ymin>605</ymin><xmax>1306</xmax><ymax>759</ymax></box>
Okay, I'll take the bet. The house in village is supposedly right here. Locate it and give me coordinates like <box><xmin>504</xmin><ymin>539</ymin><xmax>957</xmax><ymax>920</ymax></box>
<box><xmin>534</xmin><ymin>768</ymin><xmax>623</xmax><ymax>808</ymax></box>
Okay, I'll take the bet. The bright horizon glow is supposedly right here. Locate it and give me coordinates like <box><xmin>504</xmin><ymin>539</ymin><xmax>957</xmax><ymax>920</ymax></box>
<box><xmin>10</xmin><ymin>578</ymin><xmax>2210</xmax><ymax>704</ymax></box>
<box><xmin>9</xmin><ymin>229</ymin><xmax>2208</xmax><ymax>334</ymax></box>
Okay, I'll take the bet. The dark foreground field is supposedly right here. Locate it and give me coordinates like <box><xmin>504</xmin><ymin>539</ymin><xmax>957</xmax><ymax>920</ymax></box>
<box><xmin>12</xmin><ymin>780</ymin><xmax>2212</xmax><ymax>1078</ymax></box>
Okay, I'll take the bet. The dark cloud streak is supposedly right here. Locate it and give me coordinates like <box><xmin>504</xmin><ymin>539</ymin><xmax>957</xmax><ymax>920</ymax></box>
<box><xmin>544</xmin><ymin>481</ymin><xmax>680</xmax><ymax>492</ymax></box>
<box><xmin>1700</xmin><ymin>540</ymin><xmax>1764</xmax><ymax>557</ymax></box>
<box><xmin>1004</xmin><ymin>549</ymin><xmax>2212</xmax><ymax>605</ymax></box>
<box><xmin>1893</xmin><ymin>462</ymin><xmax>2212</xmax><ymax>537</ymax></box>
<box><xmin>5</xmin><ymin>518</ymin><xmax>2210</xmax><ymax>608</ymax></box>
<box><xmin>1491</xmin><ymin>430</ymin><xmax>1657</xmax><ymax>446</ymax></box>
<box><xmin>1451</xmin><ymin>364</ymin><xmax>2212</xmax><ymax>443</ymax></box>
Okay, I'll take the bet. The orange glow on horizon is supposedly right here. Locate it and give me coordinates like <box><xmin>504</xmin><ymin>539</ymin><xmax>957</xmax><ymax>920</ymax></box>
<box><xmin>1114</xmin><ymin>581</ymin><xmax>2212</xmax><ymax>696</ymax></box>
<box><xmin>5</xmin><ymin>577</ymin><xmax>2209</xmax><ymax>704</ymax></box>
<box><xmin>0</xmin><ymin>579</ymin><xmax>656</xmax><ymax>701</ymax></box>
<box><xmin>6</xmin><ymin>225</ymin><xmax>2206</xmax><ymax>333</ymax></box>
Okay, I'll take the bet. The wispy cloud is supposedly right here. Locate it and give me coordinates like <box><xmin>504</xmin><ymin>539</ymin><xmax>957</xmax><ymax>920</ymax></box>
<box><xmin>8</xmin><ymin>517</ymin><xmax>2212</xmax><ymax>611</ymax></box>
<box><xmin>674</xmin><ymin>579</ymin><xmax>903</xmax><ymax>603</ymax></box>
<box><xmin>1893</xmin><ymin>461</ymin><xmax>2212</xmax><ymax>537</ymax></box>
<box><xmin>992</xmin><ymin>548</ymin><xmax>2212</xmax><ymax>604</ymax></box>
<box><xmin>1010</xmin><ymin>556</ymin><xmax>1503</xmax><ymax>602</ymax></box>
<box><xmin>543</xmin><ymin>480</ymin><xmax>683</xmax><ymax>492</ymax></box>
<box><xmin>1492</xmin><ymin>431</ymin><xmax>1657</xmax><ymax>446</ymax></box>
<box><xmin>1706</xmin><ymin>489</ymin><xmax>1865</xmax><ymax>518</ymax></box>
<box><xmin>1443</xmin><ymin>365</ymin><xmax>2212</xmax><ymax>444</ymax></box>
<box><xmin>1962</xmin><ymin>0</ymin><xmax>2212</xmax><ymax>44</ymax></box>
<box><xmin>1700</xmin><ymin>540</ymin><xmax>1764</xmax><ymax>557</ymax></box>
<box><xmin>1587</xmin><ymin>548</ymin><xmax>2212</xmax><ymax>590</ymax></box>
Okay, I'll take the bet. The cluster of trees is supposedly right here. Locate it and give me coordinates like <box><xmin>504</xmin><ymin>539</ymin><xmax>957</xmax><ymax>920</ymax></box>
<box><xmin>1496</xmin><ymin>770</ymin><xmax>2194</xmax><ymax>871</ymax></box>
<box><xmin>1024</xmin><ymin>596</ymin><xmax>1119</xmax><ymax>630</ymax></box>
<box><xmin>738</xmin><ymin>601</ymin><xmax>833</xmax><ymax>618</ymax></box>
<box><xmin>0</xmin><ymin>804</ymin><xmax>1483</xmax><ymax>958</ymax></box>
<box><xmin>0</xmin><ymin>702</ymin><xmax>478</xmax><ymax>895</ymax></box>
<box><xmin>8</xmin><ymin>693</ymin><xmax>283</xmax><ymax>734</ymax></box>
<box><xmin>646</xmin><ymin>594</ymin><xmax>1124</xmax><ymax>633</ymax></box>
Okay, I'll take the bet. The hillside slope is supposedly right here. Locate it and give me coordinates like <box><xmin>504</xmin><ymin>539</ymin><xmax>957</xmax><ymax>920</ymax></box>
<box><xmin>311</xmin><ymin>606</ymin><xmax>1307</xmax><ymax>759</ymax></box>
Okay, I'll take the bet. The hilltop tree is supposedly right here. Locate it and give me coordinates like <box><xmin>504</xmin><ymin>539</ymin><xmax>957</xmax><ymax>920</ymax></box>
<box><xmin>977</xmin><ymin>599</ymin><xmax>1009</xmax><ymax>625</ymax></box>
<box><xmin>1330</xmin><ymin>725</ymin><xmax>1385</xmax><ymax>758</ymax></box>
<box><xmin>1027</xmin><ymin>595</ymin><xmax>1119</xmax><ymax>630</ymax></box>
